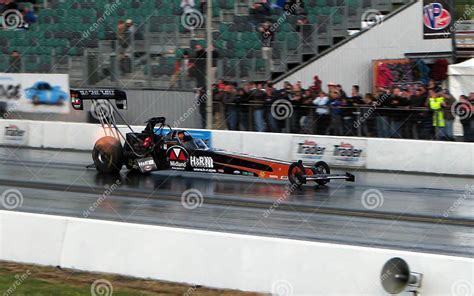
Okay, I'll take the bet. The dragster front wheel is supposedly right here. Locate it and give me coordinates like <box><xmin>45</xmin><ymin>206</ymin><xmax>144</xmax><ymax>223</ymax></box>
<box><xmin>313</xmin><ymin>161</ymin><xmax>330</xmax><ymax>186</ymax></box>
<box><xmin>288</xmin><ymin>161</ymin><xmax>305</xmax><ymax>187</ymax></box>
<box><xmin>92</xmin><ymin>136</ymin><xmax>124</xmax><ymax>174</ymax></box>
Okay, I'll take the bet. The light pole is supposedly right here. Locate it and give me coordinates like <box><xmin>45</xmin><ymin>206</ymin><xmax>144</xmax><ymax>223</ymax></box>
<box><xmin>205</xmin><ymin>0</ymin><xmax>213</xmax><ymax>129</ymax></box>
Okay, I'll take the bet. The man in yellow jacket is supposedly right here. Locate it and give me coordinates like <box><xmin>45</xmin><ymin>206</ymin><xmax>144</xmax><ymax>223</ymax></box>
<box><xmin>428</xmin><ymin>89</ymin><xmax>446</xmax><ymax>140</ymax></box>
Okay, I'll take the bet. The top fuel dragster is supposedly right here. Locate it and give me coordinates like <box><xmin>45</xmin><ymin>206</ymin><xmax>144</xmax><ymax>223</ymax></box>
<box><xmin>71</xmin><ymin>88</ymin><xmax>355</xmax><ymax>187</ymax></box>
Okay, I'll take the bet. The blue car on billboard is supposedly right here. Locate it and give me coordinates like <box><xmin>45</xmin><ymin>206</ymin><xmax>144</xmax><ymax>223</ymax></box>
<box><xmin>24</xmin><ymin>82</ymin><xmax>68</xmax><ymax>105</ymax></box>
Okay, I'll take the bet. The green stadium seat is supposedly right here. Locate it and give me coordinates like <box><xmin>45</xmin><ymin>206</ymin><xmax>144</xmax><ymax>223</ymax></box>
<box><xmin>40</xmin><ymin>55</ymin><xmax>52</xmax><ymax>64</ymax></box>
<box><xmin>215</xmin><ymin>40</ymin><xmax>225</xmax><ymax>49</ymax></box>
<box><xmin>346</xmin><ymin>0</ymin><xmax>360</xmax><ymax>7</ymax></box>
<box><xmin>277</xmin><ymin>33</ymin><xmax>286</xmax><ymax>42</ymax></box>
<box><xmin>317</xmin><ymin>0</ymin><xmax>327</xmax><ymax>7</ymax></box>
<box><xmin>166</xmin><ymin>56</ymin><xmax>176</xmax><ymax>65</ymax></box>
<box><xmin>235</xmin><ymin>49</ymin><xmax>246</xmax><ymax>58</ymax></box>
<box><xmin>25</xmin><ymin>63</ymin><xmax>39</xmax><ymax>73</ymax></box>
<box><xmin>150</xmin><ymin>23</ymin><xmax>163</xmax><ymax>32</ymax></box>
<box><xmin>256</xmin><ymin>58</ymin><xmax>266</xmax><ymax>71</ymax></box>
<box><xmin>333</xmin><ymin>12</ymin><xmax>343</xmax><ymax>24</ymax></box>
<box><xmin>0</xmin><ymin>0</ymin><xmax>404</xmax><ymax>79</ymax></box>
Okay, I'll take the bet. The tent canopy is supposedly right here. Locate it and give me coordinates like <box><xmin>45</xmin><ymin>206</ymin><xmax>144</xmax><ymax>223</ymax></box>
<box><xmin>448</xmin><ymin>58</ymin><xmax>474</xmax><ymax>76</ymax></box>
<box><xmin>449</xmin><ymin>59</ymin><xmax>474</xmax><ymax>100</ymax></box>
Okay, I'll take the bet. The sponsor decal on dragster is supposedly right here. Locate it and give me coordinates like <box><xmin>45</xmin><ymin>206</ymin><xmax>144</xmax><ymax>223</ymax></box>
<box><xmin>190</xmin><ymin>156</ymin><xmax>216</xmax><ymax>173</ymax></box>
<box><xmin>190</xmin><ymin>156</ymin><xmax>213</xmax><ymax>168</ymax></box>
<box><xmin>333</xmin><ymin>142</ymin><xmax>363</xmax><ymax>161</ymax></box>
<box><xmin>71</xmin><ymin>92</ymin><xmax>82</xmax><ymax>109</ymax></box>
<box><xmin>136</xmin><ymin>157</ymin><xmax>157</xmax><ymax>173</ymax></box>
<box><xmin>78</xmin><ymin>89</ymin><xmax>117</xmax><ymax>96</ymax></box>
<box><xmin>296</xmin><ymin>140</ymin><xmax>326</xmax><ymax>160</ymax></box>
<box><xmin>192</xmin><ymin>168</ymin><xmax>217</xmax><ymax>173</ymax></box>
<box><xmin>167</xmin><ymin>146</ymin><xmax>188</xmax><ymax>170</ymax></box>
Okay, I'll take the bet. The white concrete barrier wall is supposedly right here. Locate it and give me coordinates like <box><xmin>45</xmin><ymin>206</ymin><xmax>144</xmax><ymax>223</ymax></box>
<box><xmin>0</xmin><ymin>120</ymin><xmax>473</xmax><ymax>175</ymax></box>
<box><xmin>212</xmin><ymin>129</ymin><xmax>474</xmax><ymax>175</ymax></box>
<box><xmin>366</xmin><ymin>138</ymin><xmax>474</xmax><ymax>175</ymax></box>
<box><xmin>1</xmin><ymin>211</ymin><xmax>472</xmax><ymax>295</ymax></box>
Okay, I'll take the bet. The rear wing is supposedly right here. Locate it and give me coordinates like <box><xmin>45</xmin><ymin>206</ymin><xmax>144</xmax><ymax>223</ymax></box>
<box><xmin>70</xmin><ymin>89</ymin><xmax>127</xmax><ymax>110</ymax></box>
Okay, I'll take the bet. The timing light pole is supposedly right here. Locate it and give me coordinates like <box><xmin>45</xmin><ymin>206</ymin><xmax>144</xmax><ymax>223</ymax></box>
<box><xmin>205</xmin><ymin>0</ymin><xmax>213</xmax><ymax>130</ymax></box>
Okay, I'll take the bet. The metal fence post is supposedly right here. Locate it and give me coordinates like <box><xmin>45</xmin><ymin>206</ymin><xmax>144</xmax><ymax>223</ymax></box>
<box><xmin>356</xmin><ymin>107</ymin><xmax>362</xmax><ymax>137</ymax></box>
<box><xmin>285</xmin><ymin>114</ymin><xmax>291</xmax><ymax>133</ymax></box>
<box><xmin>110</xmin><ymin>53</ymin><xmax>117</xmax><ymax>82</ymax></box>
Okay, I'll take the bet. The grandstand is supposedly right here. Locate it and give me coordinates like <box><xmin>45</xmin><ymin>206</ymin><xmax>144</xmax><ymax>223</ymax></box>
<box><xmin>0</xmin><ymin>2</ymin><xmax>473</xmax><ymax>293</ymax></box>
<box><xmin>0</xmin><ymin>0</ymin><xmax>412</xmax><ymax>88</ymax></box>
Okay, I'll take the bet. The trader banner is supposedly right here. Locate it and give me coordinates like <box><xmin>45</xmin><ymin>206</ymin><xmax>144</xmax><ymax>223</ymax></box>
<box><xmin>0</xmin><ymin>73</ymin><xmax>70</xmax><ymax>114</ymax></box>
<box><xmin>423</xmin><ymin>0</ymin><xmax>454</xmax><ymax>39</ymax></box>
<box><xmin>0</xmin><ymin>122</ymin><xmax>28</xmax><ymax>146</ymax></box>
<box><xmin>292</xmin><ymin>136</ymin><xmax>367</xmax><ymax>168</ymax></box>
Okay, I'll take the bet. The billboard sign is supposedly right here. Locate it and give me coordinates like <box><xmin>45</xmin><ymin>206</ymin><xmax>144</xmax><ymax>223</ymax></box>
<box><xmin>291</xmin><ymin>136</ymin><xmax>367</xmax><ymax>168</ymax></box>
<box><xmin>423</xmin><ymin>0</ymin><xmax>454</xmax><ymax>39</ymax></box>
<box><xmin>0</xmin><ymin>73</ymin><xmax>70</xmax><ymax>114</ymax></box>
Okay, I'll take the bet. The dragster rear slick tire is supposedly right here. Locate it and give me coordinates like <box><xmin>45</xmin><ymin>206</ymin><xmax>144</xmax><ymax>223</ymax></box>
<box><xmin>92</xmin><ymin>136</ymin><xmax>124</xmax><ymax>174</ymax></box>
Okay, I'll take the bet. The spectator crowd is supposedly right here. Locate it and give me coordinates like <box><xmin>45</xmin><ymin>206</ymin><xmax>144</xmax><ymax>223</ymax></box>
<box><xmin>198</xmin><ymin>77</ymin><xmax>474</xmax><ymax>142</ymax></box>
<box><xmin>0</xmin><ymin>0</ymin><xmax>37</xmax><ymax>30</ymax></box>
<box><xmin>173</xmin><ymin>0</ymin><xmax>307</xmax><ymax>83</ymax></box>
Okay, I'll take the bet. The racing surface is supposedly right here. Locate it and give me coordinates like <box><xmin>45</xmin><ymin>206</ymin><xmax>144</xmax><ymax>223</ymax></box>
<box><xmin>0</xmin><ymin>147</ymin><xmax>472</xmax><ymax>257</ymax></box>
